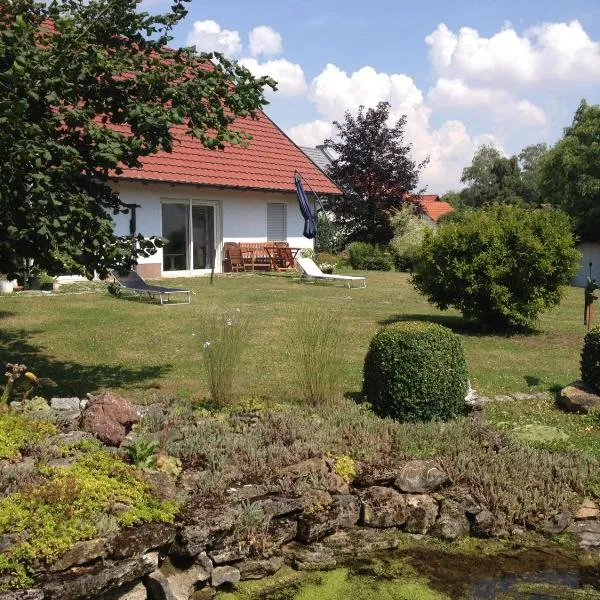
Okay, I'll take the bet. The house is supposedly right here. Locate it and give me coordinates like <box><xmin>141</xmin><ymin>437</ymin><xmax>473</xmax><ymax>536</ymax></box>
<box><xmin>299</xmin><ymin>145</ymin><xmax>335</xmax><ymax>174</ymax></box>
<box><xmin>572</xmin><ymin>243</ymin><xmax>600</xmax><ymax>288</ymax></box>
<box><xmin>405</xmin><ymin>194</ymin><xmax>454</xmax><ymax>225</ymax></box>
<box><xmin>107</xmin><ymin>115</ymin><xmax>340</xmax><ymax>278</ymax></box>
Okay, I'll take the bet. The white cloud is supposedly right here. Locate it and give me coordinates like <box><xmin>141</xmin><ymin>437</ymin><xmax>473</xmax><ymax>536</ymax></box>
<box><xmin>249</xmin><ymin>25</ymin><xmax>283</xmax><ymax>57</ymax></box>
<box><xmin>239</xmin><ymin>58</ymin><xmax>307</xmax><ymax>96</ymax></box>
<box><xmin>288</xmin><ymin>120</ymin><xmax>334</xmax><ymax>146</ymax></box>
<box><xmin>186</xmin><ymin>20</ymin><xmax>242</xmax><ymax>56</ymax></box>
<box><xmin>428</xmin><ymin>78</ymin><xmax>546</xmax><ymax>126</ymax></box>
<box><xmin>426</xmin><ymin>20</ymin><xmax>600</xmax><ymax>87</ymax></box>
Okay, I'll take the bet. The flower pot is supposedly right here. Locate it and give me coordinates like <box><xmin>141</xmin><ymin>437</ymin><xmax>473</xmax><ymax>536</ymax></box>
<box><xmin>0</xmin><ymin>279</ymin><xmax>13</xmax><ymax>294</ymax></box>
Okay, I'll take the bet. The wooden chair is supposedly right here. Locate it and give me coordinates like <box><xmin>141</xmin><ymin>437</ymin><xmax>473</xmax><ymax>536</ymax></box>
<box><xmin>224</xmin><ymin>242</ymin><xmax>246</xmax><ymax>273</ymax></box>
<box><xmin>273</xmin><ymin>242</ymin><xmax>297</xmax><ymax>271</ymax></box>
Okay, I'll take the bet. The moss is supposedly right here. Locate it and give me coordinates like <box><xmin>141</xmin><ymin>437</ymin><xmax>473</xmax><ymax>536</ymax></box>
<box><xmin>0</xmin><ymin>449</ymin><xmax>177</xmax><ymax>590</ymax></box>
<box><xmin>0</xmin><ymin>412</ymin><xmax>57</xmax><ymax>460</ymax></box>
<box><xmin>332</xmin><ymin>455</ymin><xmax>356</xmax><ymax>482</ymax></box>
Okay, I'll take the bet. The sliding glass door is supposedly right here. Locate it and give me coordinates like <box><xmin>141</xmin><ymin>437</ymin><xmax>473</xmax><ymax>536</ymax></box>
<box><xmin>161</xmin><ymin>200</ymin><xmax>219</xmax><ymax>274</ymax></box>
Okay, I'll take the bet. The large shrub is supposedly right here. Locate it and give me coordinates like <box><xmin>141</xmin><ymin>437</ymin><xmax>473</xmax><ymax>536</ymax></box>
<box><xmin>363</xmin><ymin>321</ymin><xmax>468</xmax><ymax>422</ymax></box>
<box><xmin>412</xmin><ymin>206</ymin><xmax>580</xmax><ymax>330</ymax></box>
<box><xmin>389</xmin><ymin>205</ymin><xmax>431</xmax><ymax>272</ymax></box>
<box><xmin>347</xmin><ymin>242</ymin><xmax>393</xmax><ymax>271</ymax></box>
<box><xmin>581</xmin><ymin>328</ymin><xmax>600</xmax><ymax>392</ymax></box>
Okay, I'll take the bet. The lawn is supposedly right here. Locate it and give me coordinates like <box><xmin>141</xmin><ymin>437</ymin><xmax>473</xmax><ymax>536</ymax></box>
<box><xmin>0</xmin><ymin>271</ymin><xmax>587</xmax><ymax>403</ymax></box>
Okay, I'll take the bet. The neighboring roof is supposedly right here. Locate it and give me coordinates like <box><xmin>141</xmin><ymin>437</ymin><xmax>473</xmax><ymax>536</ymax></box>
<box><xmin>115</xmin><ymin>112</ymin><xmax>341</xmax><ymax>195</ymax></box>
<box><xmin>299</xmin><ymin>145</ymin><xmax>334</xmax><ymax>174</ymax></box>
<box><xmin>407</xmin><ymin>194</ymin><xmax>454</xmax><ymax>222</ymax></box>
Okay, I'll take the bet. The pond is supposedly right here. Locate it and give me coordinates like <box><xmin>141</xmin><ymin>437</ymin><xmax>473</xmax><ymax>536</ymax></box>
<box><xmin>217</xmin><ymin>543</ymin><xmax>600</xmax><ymax>600</ymax></box>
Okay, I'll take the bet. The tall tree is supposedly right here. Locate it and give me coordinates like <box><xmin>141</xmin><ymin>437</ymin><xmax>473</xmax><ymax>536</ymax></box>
<box><xmin>0</xmin><ymin>0</ymin><xmax>275</xmax><ymax>279</ymax></box>
<box><xmin>518</xmin><ymin>143</ymin><xmax>548</xmax><ymax>205</ymax></box>
<box><xmin>539</xmin><ymin>100</ymin><xmax>600</xmax><ymax>241</ymax></box>
<box><xmin>324</xmin><ymin>101</ymin><xmax>427</xmax><ymax>245</ymax></box>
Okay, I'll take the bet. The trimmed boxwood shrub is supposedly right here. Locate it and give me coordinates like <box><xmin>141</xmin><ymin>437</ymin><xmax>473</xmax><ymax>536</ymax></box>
<box><xmin>581</xmin><ymin>327</ymin><xmax>600</xmax><ymax>392</ymax></box>
<box><xmin>363</xmin><ymin>321</ymin><xmax>468</xmax><ymax>422</ymax></box>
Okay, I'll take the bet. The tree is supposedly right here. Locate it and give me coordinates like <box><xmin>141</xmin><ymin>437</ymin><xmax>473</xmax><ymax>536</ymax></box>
<box><xmin>518</xmin><ymin>143</ymin><xmax>548</xmax><ymax>205</ymax></box>
<box><xmin>388</xmin><ymin>204</ymin><xmax>431</xmax><ymax>271</ymax></box>
<box><xmin>539</xmin><ymin>100</ymin><xmax>600</xmax><ymax>241</ymax></box>
<box><xmin>324</xmin><ymin>101</ymin><xmax>427</xmax><ymax>245</ymax></box>
<box><xmin>412</xmin><ymin>205</ymin><xmax>580</xmax><ymax>330</ymax></box>
<box><xmin>0</xmin><ymin>0</ymin><xmax>275</xmax><ymax>279</ymax></box>
<box><xmin>459</xmin><ymin>145</ymin><xmax>523</xmax><ymax>206</ymax></box>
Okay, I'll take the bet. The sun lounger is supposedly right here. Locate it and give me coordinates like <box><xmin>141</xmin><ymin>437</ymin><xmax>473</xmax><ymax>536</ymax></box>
<box><xmin>110</xmin><ymin>270</ymin><xmax>191</xmax><ymax>305</ymax></box>
<box><xmin>296</xmin><ymin>257</ymin><xmax>367</xmax><ymax>289</ymax></box>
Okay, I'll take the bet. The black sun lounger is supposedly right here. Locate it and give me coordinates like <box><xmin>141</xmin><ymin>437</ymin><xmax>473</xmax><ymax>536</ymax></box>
<box><xmin>110</xmin><ymin>270</ymin><xmax>191</xmax><ymax>305</ymax></box>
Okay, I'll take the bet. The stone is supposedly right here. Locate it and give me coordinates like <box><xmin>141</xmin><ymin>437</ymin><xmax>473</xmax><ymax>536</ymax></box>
<box><xmin>575</xmin><ymin>498</ymin><xmax>600</xmax><ymax>520</ymax></box>
<box><xmin>153</xmin><ymin>553</ymin><xmax>213</xmax><ymax>599</ymax></box>
<box><xmin>238</xmin><ymin>556</ymin><xmax>284</xmax><ymax>580</ymax></box>
<box><xmin>431</xmin><ymin>500</ymin><xmax>469</xmax><ymax>541</ymax></box>
<box><xmin>494</xmin><ymin>395</ymin><xmax>514</xmax><ymax>403</ymax></box>
<box><xmin>142</xmin><ymin>470</ymin><xmax>177</xmax><ymax>502</ymax></box>
<box><xmin>538</xmin><ymin>511</ymin><xmax>571</xmax><ymax>535</ymax></box>
<box><xmin>296</xmin><ymin>494</ymin><xmax>360</xmax><ymax>543</ymax></box>
<box><xmin>320</xmin><ymin>527</ymin><xmax>400</xmax><ymax>555</ymax></box>
<box><xmin>470</xmin><ymin>509</ymin><xmax>496</xmax><ymax>538</ymax></box>
<box><xmin>145</xmin><ymin>571</ymin><xmax>177</xmax><ymax>600</ymax></box>
<box><xmin>280</xmin><ymin>458</ymin><xmax>329</xmax><ymax>479</ymax></box>
<box><xmin>211</xmin><ymin>565</ymin><xmax>240</xmax><ymax>588</ymax></box>
<box><xmin>559</xmin><ymin>381</ymin><xmax>600</xmax><ymax>414</ymax></box>
<box><xmin>360</xmin><ymin>486</ymin><xmax>407</xmax><ymax>528</ymax></box>
<box><xmin>284</xmin><ymin>543</ymin><xmax>337</xmax><ymax>571</ymax></box>
<box><xmin>0</xmin><ymin>533</ymin><xmax>20</xmax><ymax>554</ymax></box>
<box><xmin>354</xmin><ymin>463</ymin><xmax>398</xmax><ymax>487</ymax></box>
<box><xmin>262</xmin><ymin>519</ymin><xmax>298</xmax><ymax>553</ymax></box>
<box><xmin>54</xmin><ymin>431</ymin><xmax>95</xmax><ymax>445</ymax></box>
<box><xmin>108</xmin><ymin>523</ymin><xmax>176</xmax><ymax>560</ymax></box>
<box><xmin>0</xmin><ymin>591</ymin><xmax>44</xmax><ymax>600</ymax></box>
<box><xmin>323</xmin><ymin>472</ymin><xmax>351</xmax><ymax>495</ymax></box>
<box><xmin>208</xmin><ymin>547</ymin><xmax>249</xmax><ymax>565</ymax></box>
<box><xmin>394</xmin><ymin>460</ymin><xmax>449</xmax><ymax>494</ymax></box>
<box><xmin>258</xmin><ymin>495</ymin><xmax>305</xmax><ymax>518</ymax></box>
<box><xmin>41</xmin><ymin>552</ymin><xmax>159</xmax><ymax>600</ymax></box>
<box><xmin>97</xmin><ymin>581</ymin><xmax>148</xmax><ymax>600</ymax></box>
<box><xmin>567</xmin><ymin>520</ymin><xmax>600</xmax><ymax>548</ymax></box>
<box><xmin>79</xmin><ymin>390</ymin><xmax>139</xmax><ymax>446</ymax></box>
<box><xmin>512</xmin><ymin>392</ymin><xmax>537</xmax><ymax>401</ymax></box>
<box><xmin>404</xmin><ymin>494</ymin><xmax>439</xmax><ymax>534</ymax></box>
<box><xmin>49</xmin><ymin>538</ymin><xmax>107</xmax><ymax>572</ymax></box>
<box><xmin>50</xmin><ymin>397</ymin><xmax>81</xmax><ymax>411</ymax></box>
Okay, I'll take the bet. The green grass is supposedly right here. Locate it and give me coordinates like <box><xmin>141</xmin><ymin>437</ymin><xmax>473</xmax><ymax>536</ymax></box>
<box><xmin>0</xmin><ymin>272</ymin><xmax>587</xmax><ymax>402</ymax></box>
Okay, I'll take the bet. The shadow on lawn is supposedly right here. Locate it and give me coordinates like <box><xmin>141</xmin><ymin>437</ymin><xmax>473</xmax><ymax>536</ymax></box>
<box><xmin>0</xmin><ymin>328</ymin><xmax>172</xmax><ymax>397</ymax></box>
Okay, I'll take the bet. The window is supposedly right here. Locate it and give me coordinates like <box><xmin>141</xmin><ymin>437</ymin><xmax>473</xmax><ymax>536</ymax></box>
<box><xmin>267</xmin><ymin>203</ymin><xmax>287</xmax><ymax>241</ymax></box>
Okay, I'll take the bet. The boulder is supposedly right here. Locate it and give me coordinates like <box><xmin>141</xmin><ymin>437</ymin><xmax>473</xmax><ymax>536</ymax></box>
<box><xmin>323</xmin><ymin>472</ymin><xmax>351</xmax><ymax>495</ymax></box>
<box><xmin>354</xmin><ymin>463</ymin><xmax>398</xmax><ymax>487</ymax></box>
<box><xmin>79</xmin><ymin>391</ymin><xmax>139</xmax><ymax>446</ymax></box>
<box><xmin>108</xmin><ymin>523</ymin><xmax>176</xmax><ymax>560</ymax></box>
<box><xmin>50</xmin><ymin>397</ymin><xmax>81</xmax><ymax>411</ymax></box>
<box><xmin>284</xmin><ymin>543</ymin><xmax>337</xmax><ymax>571</ymax></box>
<box><xmin>49</xmin><ymin>538</ymin><xmax>107</xmax><ymax>572</ymax></box>
<box><xmin>0</xmin><ymin>591</ymin><xmax>44</xmax><ymax>600</ymax></box>
<box><xmin>211</xmin><ymin>565</ymin><xmax>240</xmax><ymax>588</ymax></box>
<box><xmin>393</xmin><ymin>460</ymin><xmax>449</xmax><ymax>494</ymax></box>
<box><xmin>404</xmin><ymin>494</ymin><xmax>439</xmax><ymax>534</ymax></box>
<box><xmin>154</xmin><ymin>553</ymin><xmax>212</xmax><ymax>599</ymax></box>
<box><xmin>96</xmin><ymin>581</ymin><xmax>148</xmax><ymax>600</ymax></box>
<box><xmin>41</xmin><ymin>552</ymin><xmax>159</xmax><ymax>600</ymax></box>
<box><xmin>320</xmin><ymin>528</ymin><xmax>400</xmax><ymax>555</ymax></box>
<box><xmin>575</xmin><ymin>499</ymin><xmax>600</xmax><ymax>520</ymax></box>
<box><xmin>279</xmin><ymin>458</ymin><xmax>329</xmax><ymax>479</ymax></box>
<box><xmin>0</xmin><ymin>533</ymin><xmax>20</xmax><ymax>554</ymax></box>
<box><xmin>296</xmin><ymin>494</ymin><xmax>360</xmax><ymax>543</ymax></box>
<box><xmin>360</xmin><ymin>486</ymin><xmax>407</xmax><ymax>528</ymax></box>
<box><xmin>238</xmin><ymin>556</ymin><xmax>284</xmax><ymax>580</ymax></box>
<box><xmin>470</xmin><ymin>508</ymin><xmax>496</xmax><ymax>538</ymax></box>
<box><xmin>559</xmin><ymin>381</ymin><xmax>600</xmax><ymax>414</ymax></box>
<box><xmin>145</xmin><ymin>571</ymin><xmax>177</xmax><ymax>600</ymax></box>
<box><xmin>538</xmin><ymin>511</ymin><xmax>571</xmax><ymax>535</ymax></box>
<box><xmin>567</xmin><ymin>521</ymin><xmax>600</xmax><ymax>549</ymax></box>
<box><xmin>431</xmin><ymin>500</ymin><xmax>469</xmax><ymax>541</ymax></box>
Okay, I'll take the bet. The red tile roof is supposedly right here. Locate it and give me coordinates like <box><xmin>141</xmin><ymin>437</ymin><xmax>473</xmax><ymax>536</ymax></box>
<box><xmin>408</xmin><ymin>194</ymin><xmax>454</xmax><ymax>222</ymax></box>
<box><xmin>115</xmin><ymin>110</ymin><xmax>341</xmax><ymax>195</ymax></box>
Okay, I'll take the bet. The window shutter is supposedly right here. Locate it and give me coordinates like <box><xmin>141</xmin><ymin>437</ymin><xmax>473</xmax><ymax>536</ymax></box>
<box><xmin>267</xmin><ymin>203</ymin><xmax>287</xmax><ymax>241</ymax></box>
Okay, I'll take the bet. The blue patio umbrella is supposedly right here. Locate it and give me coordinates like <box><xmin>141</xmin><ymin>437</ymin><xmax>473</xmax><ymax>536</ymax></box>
<box><xmin>294</xmin><ymin>172</ymin><xmax>318</xmax><ymax>239</ymax></box>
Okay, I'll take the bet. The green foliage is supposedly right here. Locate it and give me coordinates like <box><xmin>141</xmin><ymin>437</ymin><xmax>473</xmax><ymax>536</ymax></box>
<box><xmin>315</xmin><ymin>213</ymin><xmax>346</xmax><ymax>254</ymax></box>
<box><xmin>539</xmin><ymin>100</ymin><xmax>600</xmax><ymax>241</ymax></box>
<box><xmin>0</xmin><ymin>1</ymin><xmax>275</xmax><ymax>279</ymax></box>
<box><xmin>333</xmin><ymin>455</ymin><xmax>356</xmax><ymax>482</ymax></box>
<box><xmin>124</xmin><ymin>437</ymin><xmax>160</xmax><ymax>469</ymax></box>
<box><xmin>199</xmin><ymin>308</ymin><xmax>250</xmax><ymax>407</ymax></box>
<box><xmin>291</xmin><ymin>307</ymin><xmax>343</xmax><ymax>406</ymax></box>
<box><xmin>324</xmin><ymin>101</ymin><xmax>428</xmax><ymax>245</ymax></box>
<box><xmin>0</xmin><ymin>412</ymin><xmax>57</xmax><ymax>460</ymax></box>
<box><xmin>363</xmin><ymin>322</ymin><xmax>468</xmax><ymax>423</ymax></box>
<box><xmin>0</xmin><ymin>450</ymin><xmax>176</xmax><ymax>590</ymax></box>
<box><xmin>581</xmin><ymin>328</ymin><xmax>600</xmax><ymax>393</ymax></box>
<box><xmin>347</xmin><ymin>242</ymin><xmax>393</xmax><ymax>271</ymax></box>
<box><xmin>412</xmin><ymin>205</ymin><xmax>580</xmax><ymax>330</ymax></box>
<box><xmin>389</xmin><ymin>205</ymin><xmax>431</xmax><ymax>271</ymax></box>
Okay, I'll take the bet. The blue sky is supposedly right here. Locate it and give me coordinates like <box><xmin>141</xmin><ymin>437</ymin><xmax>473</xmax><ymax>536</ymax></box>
<box><xmin>144</xmin><ymin>0</ymin><xmax>600</xmax><ymax>191</ymax></box>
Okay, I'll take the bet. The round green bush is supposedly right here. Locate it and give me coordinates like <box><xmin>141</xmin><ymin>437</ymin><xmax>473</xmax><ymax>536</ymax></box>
<box><xmin>363</xmin><ymin>321</ymin><xmax>469</xmax><ymax>422</ymax></box>
<box><xmin>581</xmin><ymin>327</ymin><xmax>600</xmax><ymax>392</ymax></box>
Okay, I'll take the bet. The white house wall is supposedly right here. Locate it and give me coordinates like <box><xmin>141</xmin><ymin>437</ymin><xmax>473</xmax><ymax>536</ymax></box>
<box><xmin>111</xmin><ymin>181</ymin><xmax>313</xmax><ymax>276</ymax></box>
<box><xmin>573</xmin><ymin>242</ymin><xmax>600</xmax><ymax>288</ymax></box>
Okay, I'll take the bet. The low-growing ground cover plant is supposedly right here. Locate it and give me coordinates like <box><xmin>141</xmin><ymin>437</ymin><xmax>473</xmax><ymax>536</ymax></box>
<box><xmin>363</xmin><ymin>322</ymin><xmax>468</xmax><ymax>422</ymax></box>
<box><xmin>412</xmin><ymin>205</ymin><xmax>580</xmax><ymax>330</ymax></box>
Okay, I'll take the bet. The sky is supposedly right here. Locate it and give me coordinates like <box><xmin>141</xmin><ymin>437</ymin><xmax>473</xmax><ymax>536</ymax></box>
<box><xmin>141</xmin><ymin>0</ymin><xmax>600</xmax><ymax>193</ymax></box>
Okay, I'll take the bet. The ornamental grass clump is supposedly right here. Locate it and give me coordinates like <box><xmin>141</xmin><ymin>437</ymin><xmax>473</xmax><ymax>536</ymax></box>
<box><xmin>199</xmin><ymin>308</ymin><xmax>250</xmax><ymax>407</ymax></box>
<box><xmin>291</xmin><ymin>307</ymin><xmax>343</xmax><ymax>406</ymax></box>
<box><xmin>363</xmin><ymin>321</ymin><xmax>468</xmax><ymax>423</ymax></box>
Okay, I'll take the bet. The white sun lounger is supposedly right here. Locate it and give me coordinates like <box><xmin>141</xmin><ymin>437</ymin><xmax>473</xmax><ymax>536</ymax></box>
<box><xmin>296</xmin><ymin>257</ymin><xmax>367</xmax><ymax>289</ymax></box>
